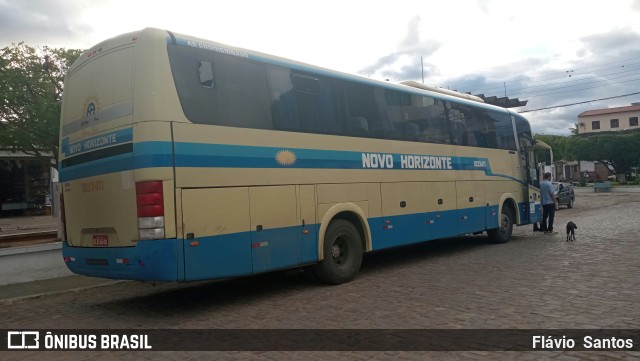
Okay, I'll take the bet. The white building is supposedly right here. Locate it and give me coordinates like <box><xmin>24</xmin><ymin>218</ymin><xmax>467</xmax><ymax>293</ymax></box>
<box><xmin>577</xmin><ymin>103</ymin><xmax>640</xmax><ymax>134</ymax></box>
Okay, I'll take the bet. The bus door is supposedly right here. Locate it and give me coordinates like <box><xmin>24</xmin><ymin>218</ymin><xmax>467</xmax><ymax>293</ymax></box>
<box><xmin>530</xmin><ymin>140</ymin><xmax>553</xmax><ymax>223</ymax></box>
<box><xmin>519</xmin><ymin>145</ymin><xmax>532</xmax><ymax>225</ymax></box>
<box><xmin>521</xmin><ymin>141</ymin><xmax>549</xmax><ymax>225</ymax></box>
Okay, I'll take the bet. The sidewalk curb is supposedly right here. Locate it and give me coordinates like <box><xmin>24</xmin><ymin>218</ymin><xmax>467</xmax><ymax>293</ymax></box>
<box><xmin>0</xmin><ymin>229</ymin><xmax>58</xmax><ymax>240</ymax></box>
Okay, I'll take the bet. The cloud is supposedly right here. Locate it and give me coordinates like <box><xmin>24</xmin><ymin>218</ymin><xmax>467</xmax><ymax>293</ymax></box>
<box><xmin>577</xmin><ymin>27</ymin><xmax>640</xmax><ymax>57</ymax></box>
<box><xmin>436</xmin><ymin>27</ymin><xmax>640</xmax><ymax>135</ymax></box>
<box><xmin>0</xmin><ymin>0</ymin><xmax>91</xmax><ymax>47</ymax></box>
<box><xmin>449</xmin><ymin>58</ymin><xmax>547</xmax><ymax>94</ymax></box>
<box><xmin>358</xmin><ymin>16</ymin><xmax>441</xmax><ymax>80</ymax></box>
<box><xmin>1</xmin><ymin>0</ymin><xmax>637</xmax><ymax>137</ymax></box>
<box><xmin>476</xmin><ymin>0</ymin><xmax>495</xmax><ymax>15</ymax></box>
<box><xmin>355</xmin><ymin>14</ymin><xmax>640</xmax><ymax>135</ymax></box>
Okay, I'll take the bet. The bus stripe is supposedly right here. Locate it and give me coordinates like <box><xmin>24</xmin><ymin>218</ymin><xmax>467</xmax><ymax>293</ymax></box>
<box><xmin>60</xmin><ymin>140</ymin><xmax>523</xmax><ymax>184</ymax></box>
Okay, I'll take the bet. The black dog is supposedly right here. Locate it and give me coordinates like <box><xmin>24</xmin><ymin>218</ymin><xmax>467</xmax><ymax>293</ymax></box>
<box><xmin>566</xmin><ymin>221</ymin><xmax>577</xmax><ymax>242</ymax></box>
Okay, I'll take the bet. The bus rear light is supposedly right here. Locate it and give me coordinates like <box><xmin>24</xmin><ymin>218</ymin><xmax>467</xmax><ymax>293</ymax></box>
<box><xmin>136</xmin><ymin>181</ymin><xmax>163</xmax><ymax>194</ymax></box>
<box><xmin>137</xmin><ymin>205</ymin><xmax>164</xmax><ymax>218</ymax></box>
<box><xmin>137</xmin><ymin>193</ymin><xmax>163</xmax><ymax>205</ymax></box>
<box><xmin>63</xmin><ymin>256</ymin><xmax>75</xmax><ymax>263</ymax></box>
<box><xmin>136</xmin><ymin>181</ymin><xmax>164</xmax><ymax>218</ymax></box>
<box><xmin>136</xmin><ymin>181</ymin><xmax>165</xmax><ymax>240</ymax></box>
<box><xmin>138</xmin><ymin>216</ymin><xmax>165</xmax><ymax>229</ymax></box>
<box><xmin>139</xmin><ymin>228</ymin><xmax>165</xmax><ymax>240</ymax></box>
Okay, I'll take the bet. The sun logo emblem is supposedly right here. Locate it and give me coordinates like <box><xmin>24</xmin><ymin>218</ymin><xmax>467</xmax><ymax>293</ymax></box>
<box><xmin>82</xmin><ymin>93</ymin><xmax>100</xmax><ymax>117</ymax></box>
<box><xmin>275</xmin><ymin>150</ymin><xmax>297</xmax><ymax>166</ymax></box>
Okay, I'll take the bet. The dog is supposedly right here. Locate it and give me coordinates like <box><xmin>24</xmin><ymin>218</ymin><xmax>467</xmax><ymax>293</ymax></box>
<box><xmin>566</xmin><ymin>221</ymin><xmax>577</xmax><ymax>242</ymax></box>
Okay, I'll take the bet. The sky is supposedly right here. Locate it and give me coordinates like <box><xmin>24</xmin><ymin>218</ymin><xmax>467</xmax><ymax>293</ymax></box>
<box><xmin>1</xmin><ymin>0</ymin><xmax>639</xmax><ymax>135</ymax></box>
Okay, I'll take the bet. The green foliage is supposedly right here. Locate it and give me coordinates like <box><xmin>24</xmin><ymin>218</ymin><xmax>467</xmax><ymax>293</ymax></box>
<box><xmin>0</xmin><ymin>43</ymin><xmax>82</xmax><ymax>166</ymax></box>
<box><xmin>572</xmin><ymin>130</ymin><xmax>640</xmax><ymax>183</ymax></box>
<box><xmin>534</xmin><ymin>134</ymin><xmax>575</xmax><ymax>162</ymax></box>
<box><xmin>534</xmin><ymin>131</ymin><xmax>640</xmax><ymax>183</ymax></box>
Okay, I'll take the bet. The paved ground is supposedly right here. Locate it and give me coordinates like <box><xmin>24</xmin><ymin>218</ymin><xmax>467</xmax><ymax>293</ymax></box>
<box><xmin>1</xmin><ymin>191</ymin><xmax>639</xmax><ymax>359</ymax></box>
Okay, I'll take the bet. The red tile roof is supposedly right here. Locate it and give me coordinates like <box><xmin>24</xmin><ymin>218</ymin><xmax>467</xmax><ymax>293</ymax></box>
<box><xmin>578</xmin><ymin>104</ymin><xmax>640</xmax><ymax>117</ymax></box>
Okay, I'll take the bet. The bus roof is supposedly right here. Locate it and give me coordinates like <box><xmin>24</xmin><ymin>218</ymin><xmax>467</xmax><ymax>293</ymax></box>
<box><xmin>400</xmin><ymin>81</ymin><xmax>485</xmax><ymax>103</ymax></box>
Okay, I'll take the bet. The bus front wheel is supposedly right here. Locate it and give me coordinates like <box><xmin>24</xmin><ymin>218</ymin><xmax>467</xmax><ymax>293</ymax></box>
<box><xmin>488</xmin><ymin>205</ymin><xmax>514</xmax><ymax>243</ymax></box>
<box><xmin>315</xmin><ymin>219</ymin><xmax>363</xmax><ymax>284</ymax></box>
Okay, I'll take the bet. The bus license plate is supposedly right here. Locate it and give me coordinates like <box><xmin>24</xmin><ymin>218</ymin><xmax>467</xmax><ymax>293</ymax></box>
<box><xmin>92</xmin><ymin>235</ymin><xmax>109</xmax><ymax>247</ymax></box>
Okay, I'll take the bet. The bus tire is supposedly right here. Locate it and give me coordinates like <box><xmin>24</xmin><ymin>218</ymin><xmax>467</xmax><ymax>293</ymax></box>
<box><xmin>315</xmin><ymin>219</ymin><xmax>363</xmax><ymax>284</ymax></box>
<box><xmin>488</xmin><ymin>205</ymin><xmax>514</xmax><ymax>243</ymax></box>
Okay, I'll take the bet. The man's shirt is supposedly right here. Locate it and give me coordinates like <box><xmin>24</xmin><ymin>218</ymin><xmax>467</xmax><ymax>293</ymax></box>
<box><xmin>540</xmin><ymin>180</ymin><xmax>555</xmax><ymax>205</ymax></box>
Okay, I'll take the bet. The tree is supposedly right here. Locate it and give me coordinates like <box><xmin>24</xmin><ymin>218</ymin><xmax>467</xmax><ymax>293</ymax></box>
<box><xmin>0</xmin><ymin>43</ymin><xmax>82</xmax><ymax>167</ymax></box>
<box><xmin>534</xmin><ymin>134</ymin><xmax>575</xmax><ymax>162</ymax></box>
<box><xmin>569</xmin><ymin>124</ymin><xmax>578</xmax><ymax>135</ymax></box>
<box><xmin>572</xmin><ymin>131</ymin><xmax>640</xmax><ymax>183</ymax></box>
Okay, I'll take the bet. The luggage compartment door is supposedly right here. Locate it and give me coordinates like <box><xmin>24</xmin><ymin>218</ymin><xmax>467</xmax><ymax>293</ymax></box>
<box><xmin>182</xmin><ymin>187</ymin><xmax>252</xmax><ymax>280</ymax></box>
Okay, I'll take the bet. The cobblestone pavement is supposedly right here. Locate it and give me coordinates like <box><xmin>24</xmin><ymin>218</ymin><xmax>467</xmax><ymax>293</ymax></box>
<box><xmin>2</xmin><ymin>192</ymin><xmax>639</xmax><ymax>360</ymax></box>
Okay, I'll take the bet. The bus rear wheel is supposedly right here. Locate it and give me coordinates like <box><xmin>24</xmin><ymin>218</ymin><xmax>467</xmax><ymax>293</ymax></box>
<box><xmin>314</xmin><ymin>219</ymin><xmax>363</xmax><ymax>284</ymax></box>
<box><xmin>488</xmin><ymin>205</ymin><xmax>514</xmax><ymax>243</ymax></box>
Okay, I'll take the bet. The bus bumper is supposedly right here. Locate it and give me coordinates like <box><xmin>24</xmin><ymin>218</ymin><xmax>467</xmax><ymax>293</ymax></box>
<box><xmin>62</xmin><ymin>239</ymin><xmax>181</xmax><ymax>281</ymax></box>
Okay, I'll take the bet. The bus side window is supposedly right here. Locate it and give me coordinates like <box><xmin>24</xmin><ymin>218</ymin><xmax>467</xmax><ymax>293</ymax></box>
<box><xmin>348</xmin><ymin>117</ymin><xmax>369</xmax><ymax>136</ymax></box>
<box><xmin>292</xmin><ymin>74</ymin><xmax>321</xmax><ymax>94</ymax></box>
<box><xmin>198</xmin><ymin>61</ymin><xmax>214</xmax><ymax>88</ymax></box>
<box><xmin>408</xmin><ymin>97</ymin><xmax>452</xmax><ymax>145</ymax></box>
<box><xmin>402</xmin><ymin>122</ymin><xmax>420</xmax><ymax>141</ymax></box>
<box><xmin>343</xmin><ymin>83</ymin><xmax>385</xmax><ymax>138</ymax></box>
<box><xmin>447</xmin><ymin>106</ymin><xmax>467</xmax><ymax>146</ymax></box>
<box><xmin>291</xmin><ymin>73</ymin><xmax>339</xmax><ymax>135</ymax></box>
<box><xmin>494</xmin><ymin>112</ymin><xmax>516</xmax><ymax>150</ymax></box>
<box><xmin>292</xmin><ymin>74</ymin><xmax>322</xmax><ymax>133</ymax></box>
<box><xmin>268</xmin><ymin>67</ymin><xmax>298</xmax><ymax>131</ymax></box>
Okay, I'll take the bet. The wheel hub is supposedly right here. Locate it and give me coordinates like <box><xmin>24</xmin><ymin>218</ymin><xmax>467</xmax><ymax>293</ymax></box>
<box><xmin>331</xmin><ymin>244</ymin><xmax>342</xmax><ymax>258</ymax></box>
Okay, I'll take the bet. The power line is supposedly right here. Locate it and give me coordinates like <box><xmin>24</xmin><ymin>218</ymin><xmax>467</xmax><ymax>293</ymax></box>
<box><xmin>469</xmin><ymin>64</ymin><xmax>640</xmax><ymax>95</ymax></box>
<box><xmin>452</xmin><ymin>57</ymin><xmax>640</xmax><ymax>94</ymax></box>
<box><xmin>519</xmin><ymin>91</ymin><xmax>640</xmax><ymax>113</ymax></box>
<box><xmin>504</xmin><ymin>67</ymin><xmax>640</xmax><ymax>95</ymax></box>
<box><xmin>513</xmin><ymin>56</ymin><xmax>640</xmax><ymax>81</ymax></box>
<box><xmin>515</xmin><ymin>76</ymin><xmax>640</xmax><ymax>98</ymax></box>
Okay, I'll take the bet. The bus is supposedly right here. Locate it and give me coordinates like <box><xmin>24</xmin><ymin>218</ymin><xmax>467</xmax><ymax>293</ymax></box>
<box><xmin>60</xmin><ymin>28</ymin><xmax>545</xmax><ymax>284</ymax></box>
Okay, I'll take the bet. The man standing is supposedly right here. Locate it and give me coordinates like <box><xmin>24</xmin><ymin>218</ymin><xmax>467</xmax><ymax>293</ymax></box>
<box><xmin>540</xmin><ymin>172</ymin><xmax>556</xmax><ymax>234</ymax></box>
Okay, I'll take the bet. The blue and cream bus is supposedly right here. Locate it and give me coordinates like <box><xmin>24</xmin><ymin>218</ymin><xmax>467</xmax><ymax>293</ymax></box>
<box><xmin>60</xmin><ymin>28</ymin><xmax>545</xmax><ymax>284</ymax></box>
